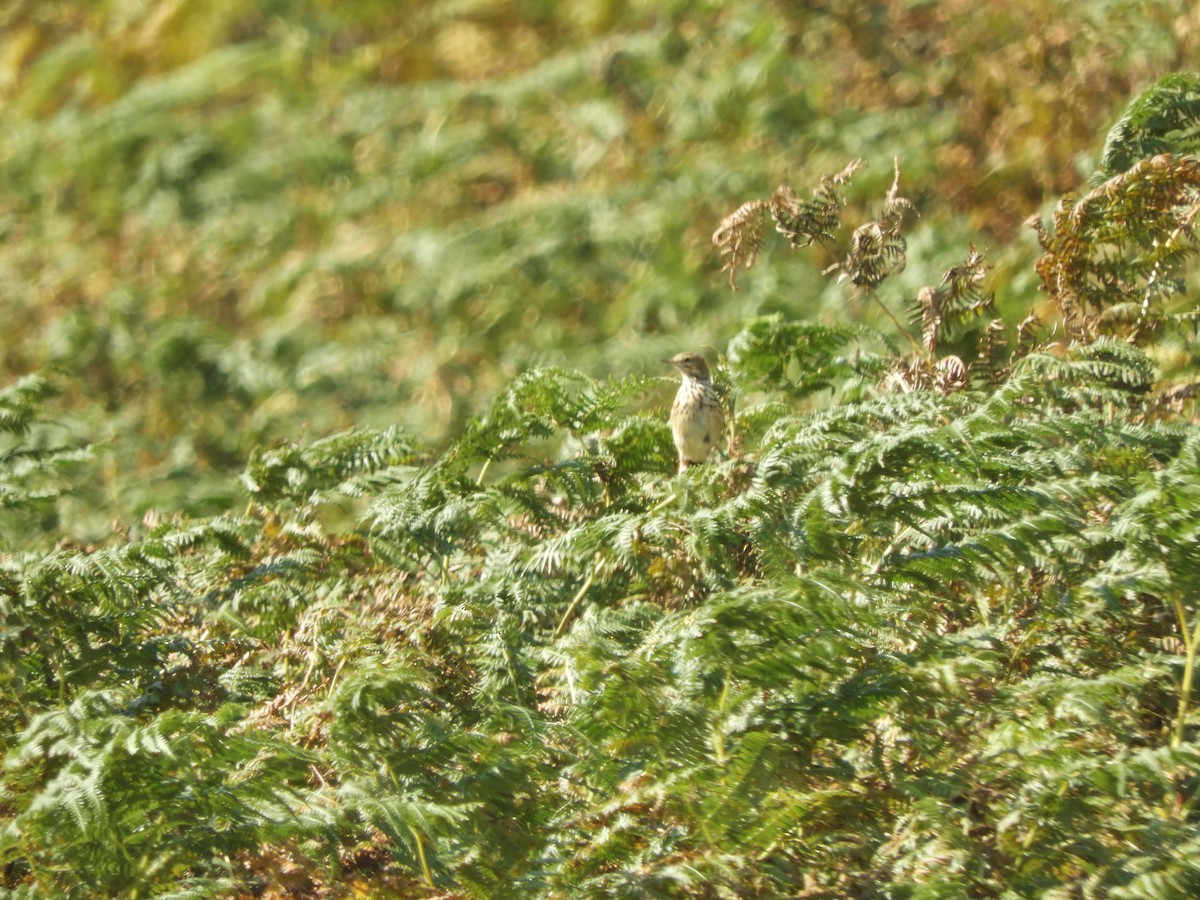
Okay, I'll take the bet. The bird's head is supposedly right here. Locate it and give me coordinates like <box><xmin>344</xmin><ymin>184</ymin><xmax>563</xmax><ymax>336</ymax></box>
<box><xmin>664</xmin><ymin>351</ymin><xmax>712</xmax><ymax>382</ymax></box>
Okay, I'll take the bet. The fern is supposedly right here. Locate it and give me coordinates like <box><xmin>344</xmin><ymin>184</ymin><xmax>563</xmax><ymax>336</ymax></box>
<box><xmin>0</xmin><ymin>376</ymin><xmax>89</xmax><ymax>546</ymax></box>
<box><xmin>712</xmin><ymin>159</ymin><xmax>864</xmax><ymax>289</ymax></box>
<box><xmin>911</xmin><ymin>245</ymin><xmax>996</xmax><ymax>354</ymax></box>
<box><xmin>6</xmin><ymin>331</ymin><xmax>1199</xmax><ymax>896</ymax></box>
<box><xmin>834</xmin><ymin>159</ymin><xmax>915</xmax><ymax>290</ymax></box>
<box><xmin>1031</xmin><ymin>153</ymin><xmax>1200</xmax><ymax>343</ymax></box>
<box><xmin>3</xmin><ymin>690</ymin><xmax>321</xmax><ymax>898</ymax></box>
<box><xmin>1095</xmin><ymin>72</ymin><xmax>1200</xmax><ymax>182</ymax></box>
<box><xmin>9</xmin><ymin>64</ymin><xmax>1200</xmax><ymax>900</ymax></box>
<box><xmin>243</xmin><ymin>426</ymin><xmax>424</xmax><ymax>505</ymax></box>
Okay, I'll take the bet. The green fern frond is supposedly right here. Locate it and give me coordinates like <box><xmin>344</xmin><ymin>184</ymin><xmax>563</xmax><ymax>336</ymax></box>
<box><xmin>243</xmin><ymin>426</ymin><xmax>424</xmax><ymax>504</ymax></box>
<box><xmin>0</xmin><ymin>375</ymin><xmax>58</xmax><ymax>437</ymax></box>
<box><xmin>728</xmin><ymin>316</ymin><xmax>886</xmax><ymax>399</ymax></box>
<box><xmin>1095</xmin><ymin>72</ymin><xmax>1200</xmax><ymax>182</ymax></box>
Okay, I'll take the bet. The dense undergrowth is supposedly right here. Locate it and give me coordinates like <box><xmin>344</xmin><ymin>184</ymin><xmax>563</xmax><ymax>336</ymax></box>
<box><xmin>5</xmin><ymin>3</ymin><xmax>1200</xmax><ymax>898</ymax></box>
<box><xmin>6</xmin><ymin>72</ymin><xmax>1200</xmax><ymax>895</ymax></box>
<box><xmin>0</xmin><ymin>0</ymin><xmax>1195</xmax><ymax>527</ymax></box>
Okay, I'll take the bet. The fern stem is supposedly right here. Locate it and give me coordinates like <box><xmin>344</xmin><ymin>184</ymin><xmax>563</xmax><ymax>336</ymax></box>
<box><xmin>411</xmin><ymin>825</ymin><xmax>435</xmax><ymax>888</ymax></box>
<box><xmin>864</xmin><ymin>288</ymin><xmax>924</xmax><ymax>356</ymax></box>
<box><xmin>647</xmin><ymin>490</ymin><xmax>678</xmax><ymax>516</ymax></box>
<box><xmin>1171</xmin><ymin>595</ymin><xmax>1200</xmax><ymax>749</ymax></box>
<box><xmin>476</xmin><ymin>457</ymin><xmax>493</xmax><ymax>486</ymax></box>
<box><xmin>326</xmin><ymin>654</ymin><xmax>349</xmax><ymax>701</ymax></box>
<box><xmin>712</xmin><ymin>665</ymin><xmax>733</xmax><ymax>765</ymax></box>
<box><xmin>553</xmin><ymin>555</ymin><xmax>600</xmax><ymax>639</ymax></box>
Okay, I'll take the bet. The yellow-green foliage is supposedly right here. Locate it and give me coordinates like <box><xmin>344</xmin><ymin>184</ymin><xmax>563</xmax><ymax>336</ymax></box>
<box><xmin>5</xmin><ymin>4</ymin><xmax>1200</xmax><ymax>898</ymax></box>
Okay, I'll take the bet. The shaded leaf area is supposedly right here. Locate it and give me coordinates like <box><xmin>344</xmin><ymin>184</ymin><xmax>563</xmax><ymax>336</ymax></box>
<box><xmin>4</xmin><ymin>336</ymin><xmax>1200</xmax><ymax>898</ymax></box>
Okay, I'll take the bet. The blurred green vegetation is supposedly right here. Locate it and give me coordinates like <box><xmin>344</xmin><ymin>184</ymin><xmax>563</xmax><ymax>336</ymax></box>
<box><xmin>6</xmin><ymin>4</ymin><xmax>1200</xmax><ymax>898</ymax></box>
<box><xmin>0</xmin><ymin>0</ymin><xmax>1193</xmax><ymax>533</ymax></box>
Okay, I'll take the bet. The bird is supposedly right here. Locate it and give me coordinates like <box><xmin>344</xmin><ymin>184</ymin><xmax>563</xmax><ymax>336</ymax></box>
<box><xmin>665</xmin><ymin>351</ymin><xmax>724</xmax><ymax>474</ymax></box>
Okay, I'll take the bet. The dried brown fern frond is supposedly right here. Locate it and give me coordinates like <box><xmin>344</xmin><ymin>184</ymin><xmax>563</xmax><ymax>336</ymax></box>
<box><xmin>839</xmin><ymin>221</ymin><xmax>906</xmax><ymax>289</ymax></box>
<box><xmin>914</xmin><ymin>286</ymin><xmax>941</xmax><ymax>354</ymax></box>
<box><xmin>880</xmin><ymin>357</ymin><xmax>920</xmax><ymax>394</ymax></box>
<box><xmin>771</xmin><ymin>159</ymin><xmax>866</xmax><ymax>248</ymax></box>
<box><xmin>712</xmin><ymin>159</ymin><xmax>865</xmax><ymax>289</ymax></box>
<box><xmin>824</xmin><ymin>158</ymin><xmax>867</xmax><ymax>190</ymax></box>
<box><xmin>1031</xmin><ymin>153</ymin><xmax>1200</xmax><ymax>343</ymax></box>
<box><xmin>834</xmin><ymin>160</ymin><xmax>913</xmax><ymax>289</ymax></box>
<box><xmin>1015</xmin><ymin>311</ymin><xmax>1043</xmax><ymax>359</ymax></box>
<box><xmin>712</xmin><ymin>198</ymin><xmax>771</xmax><ymax>290</ymax></box>
<box><xmin>771</xmin><ymin>182</ymin><xmax>842</xmax><ymax>249</ymax></box>
<box><xmin>1154</xmin><ymin>380</ymin><xmax>1200</xmax><ymax>419</ymax></box>
<box><xmin>939</xmin><ymin>245</ymin><xmax>993</xmax><ymax>319</ymax></box>
<box><xmin>881</xmin><ymin>354</ymin><xmax>967</xmax><ymax>395</ymax></box>
<box><xmin>910</xmin><ymin>245</ymin><xmax>996</xmax><ymax>353</ymax></box>
<box><xmin>880</xmin><ymin>158</ymin><xmax>917</xmax><ymax>235</ymax></box>
<box><xmin>935</xmin><ymin>355</ymin><xmax>969</xmax><ymax>392</ymax></box>
<box><xmin>765</xmin><ymin>184</ymin><xmax>807</xmax><ymax>248</ymax></box>
<box><xmin>975</xmin><ymin>318</ymin><xmax>1010</xmax><ymax>386</ymax></box>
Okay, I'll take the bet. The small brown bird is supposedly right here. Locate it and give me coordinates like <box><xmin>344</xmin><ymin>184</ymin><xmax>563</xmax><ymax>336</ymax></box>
<box><xmin>665</xmin><ymin>351</ymin><xmax>724</xmax><ymax>474</ymax></box>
